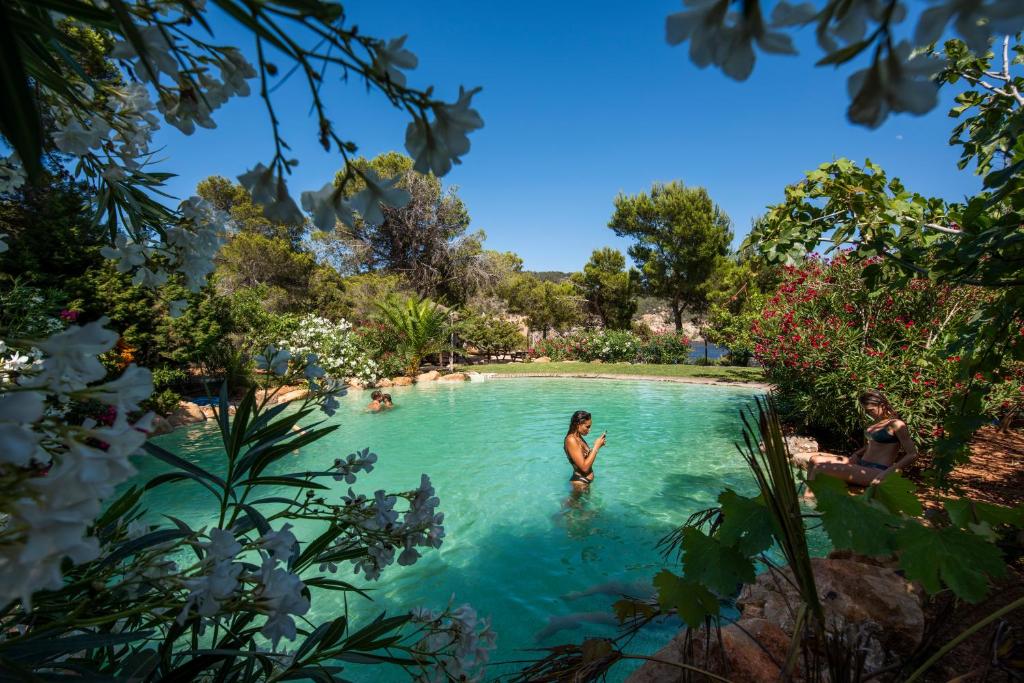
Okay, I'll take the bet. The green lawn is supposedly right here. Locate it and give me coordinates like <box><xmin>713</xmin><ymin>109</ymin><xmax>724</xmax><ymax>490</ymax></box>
<box><xmin>458</xmin><ymin>362</ymin><xmax>766</xmax><ymax>383</ymax></box>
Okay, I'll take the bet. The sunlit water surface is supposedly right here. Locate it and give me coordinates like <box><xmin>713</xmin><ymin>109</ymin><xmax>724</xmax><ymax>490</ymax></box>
<box><xmin>140</xmin><ymin>377</ymin><xmax>823</xmax><ymax>680</ymax></box>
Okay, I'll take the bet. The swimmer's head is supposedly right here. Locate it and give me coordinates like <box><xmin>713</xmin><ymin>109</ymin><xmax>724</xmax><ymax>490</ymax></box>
<box><xmin>371</xmin><ymin>390</ymin><xmax>383</xmax><ymax>401</ymax></box>
<box><xmin>567</xmin><ymin>410</ymin><xmax>592</xmax><ymax>436</ymax></box>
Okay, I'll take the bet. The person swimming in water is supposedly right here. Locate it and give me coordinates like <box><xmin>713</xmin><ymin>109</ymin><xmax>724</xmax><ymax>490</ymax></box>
<box><xmin>381</xmin><ymin>394</ymin><xmax>394</xmax><ymax>409</ymax></box>
<box><xmin>807</xmin><ymin>390</ymin><xmax>919</xmax><ymax>488</ymax></box>
<box><xmin>563</xmin><ymin>410</ymin><xmax>606</xmax><ymax>492</ymax></box>
<box><xmin>367</xmin><ymin>390</ymin><xmax>383</xmax><ymax>412</ymax></box>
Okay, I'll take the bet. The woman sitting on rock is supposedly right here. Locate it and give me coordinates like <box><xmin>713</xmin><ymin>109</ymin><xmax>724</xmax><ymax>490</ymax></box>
<box><xmin>807</xmin><ymin>390</ymin><xmax>918</xmax><ymax>488</ymax></box>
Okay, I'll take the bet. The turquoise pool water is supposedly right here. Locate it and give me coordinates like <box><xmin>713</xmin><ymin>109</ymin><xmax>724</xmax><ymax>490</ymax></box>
<box><xmin>141</xmin><ymin>377</ymin><xmax>786</xmax><ymax>679</ymax></box>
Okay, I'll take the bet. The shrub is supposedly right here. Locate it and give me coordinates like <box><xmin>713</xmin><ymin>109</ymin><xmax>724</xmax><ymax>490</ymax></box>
<box><xmin>528</xmin><ymin>329</ymin><xmax>691</xmax><ymax>364</ymax></box>
<box><xmin>148</xmin><ymin>387</ymin><xmax>183</xmax><ymax>416</ymax></box>
<box><xmin>284</xmin><ymin>314</ymin><xmax>380</xmax><ymax>384</ymax></box>
<box><xmin>748</xmin><ymin>254</ymin><xmax>1009</xmax><ymax>450</ymax></box>
<box><xmin>457</xmin><ymin>310</ymin><xmax>525</xmax><ymax>361</ymax></box>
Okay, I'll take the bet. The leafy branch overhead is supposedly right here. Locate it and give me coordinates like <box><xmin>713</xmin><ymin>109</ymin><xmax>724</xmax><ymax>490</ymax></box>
<box><xmin>0</xmin><ymin>0</ymin><xmax>483</xmax><ymax>312</ymax></box>
<box><xmin>664</xmin><ymin>0</ymin><xmax>1024</xmax><ymax>127</ymax></box>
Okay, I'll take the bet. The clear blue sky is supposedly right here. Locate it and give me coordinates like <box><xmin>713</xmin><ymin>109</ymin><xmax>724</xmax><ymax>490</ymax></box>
<box><xmin>154</xmin><ymin>1</ymin><xmax>981</xmax><ymax>272</ymax></box>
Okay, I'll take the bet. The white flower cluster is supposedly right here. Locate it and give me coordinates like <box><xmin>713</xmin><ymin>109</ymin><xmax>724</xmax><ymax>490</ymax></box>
<box><xmin>283</xmin><ymin>315</ymin><xmax>380</xmax><ymax>384</ymax></box>
<box><xmin>410</xmin><ymin>599</ymin><xmax>497</xmax><ymax>683</ymax></box>
<box><xmin>298</xmin><ymin>167</ymin><xmax>412</xmax><ymax>232</ymax></box>
<box><xmin>405</xmin><ymin>87</ymin><xmax>485</xmax><ymax>177</ymax></box>
<box><xmin>0</xmin><ymin>341</ymin><xmax>43</xmax><ymax>379</ymax></box>
<box><xmin>0</xmin><ymin>154</ymin><xmax>27</xmax><ymax>194</ymax></box>
<box><xmin>176</xmin><ymin>524</ymin><xmax>310</xmax><ymax>649</ymax></box>
<box><xmin>99</xmin><ymin>195</ymin><xmax>227</xmax><ymax>295</ymax></box>
<box><xmin>0</xmin><ymin>319</ymin><xmax>154</xmax><ymax>608</ymax></box>
<box><xmin>111</xmin><ymin>25</ymin><xmax>256</xmax><ymax>135</ymax></box>
<box><xmin>664</xmin><ymin>0</ymin><xmax>1024</xmax><ymax>125</ymax></box>
<box><xmin>666</xmin><ymin>0</ymin><xmax>799</xmax><ymax>81</ymax></box>
<box><xmin>332</xmin><ymin>473</ymin><xmax>444</xmax><ymax>581</ymax></box>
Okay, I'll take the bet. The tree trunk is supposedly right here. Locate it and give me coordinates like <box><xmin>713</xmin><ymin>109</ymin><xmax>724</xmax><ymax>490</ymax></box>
<box><xmin>672</xmin><ymin>302</ymin><xmax>683</xmax><ymax>331</ymax></box>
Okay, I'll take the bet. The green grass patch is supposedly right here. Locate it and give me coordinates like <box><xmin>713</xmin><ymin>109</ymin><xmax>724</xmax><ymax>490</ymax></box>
<box><xmin>459</xmin><ymin>362</ymin><xmax>765</xmax><ymax>383</ymax></box>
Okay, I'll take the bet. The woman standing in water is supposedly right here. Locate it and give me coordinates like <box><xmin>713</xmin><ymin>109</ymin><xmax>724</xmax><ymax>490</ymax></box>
<box><xmin>807</xmin><ymin>390</ymin><xmax>919</xmax><ymax>487</ymax></box>
<box><xmin>564</xmin><ymin>410</ymin><xmax>606</xmax><ymax>492</ymax></box>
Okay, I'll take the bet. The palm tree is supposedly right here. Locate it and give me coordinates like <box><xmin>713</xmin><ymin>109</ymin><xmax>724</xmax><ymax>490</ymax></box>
<box><xmin>375</xmin><ymin>295</ymin><xmax>449</xmax><ymax>376</ymax></box>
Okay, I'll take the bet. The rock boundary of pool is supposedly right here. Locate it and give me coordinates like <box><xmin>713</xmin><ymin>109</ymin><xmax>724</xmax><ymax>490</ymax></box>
<box><xmin>479</xmin><ymin>371</ymin><xmax>772</xmax><ymax>391</ymax></box>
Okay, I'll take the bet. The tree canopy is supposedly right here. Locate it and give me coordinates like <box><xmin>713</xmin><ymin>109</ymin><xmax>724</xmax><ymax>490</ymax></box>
<box><xmin>609</xmin><ymin>182</ymin><xmax>733</xmax><ymax>330</ymax></box>
<box><xmin>571</xmin><ymin>247</ymin><xmax>638</xmax><ymax>329</ymax></box>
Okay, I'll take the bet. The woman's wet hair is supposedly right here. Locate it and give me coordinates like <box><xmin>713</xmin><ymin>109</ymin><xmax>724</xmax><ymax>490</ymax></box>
<box><xmin>371</xmin><ymin>390</ymin><xmax>383</xmax><ymax>401</ymax></box>
<box><xmin>859</xmin><ymin>390</ymin><xmax>900</xmax><ymax>419</ymax></box>
<box><xmin>567</xmin><ymin>410</ymin><xmax>592</xmax><ymax>436</ymax></box>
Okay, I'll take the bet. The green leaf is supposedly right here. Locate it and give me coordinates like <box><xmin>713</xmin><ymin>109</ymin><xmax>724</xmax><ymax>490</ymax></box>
<box><xmin>809</xmin><ymin>475</ymin><xmax>901</xmax><ymax>555</ymax></box>
<box><xmin>238</xmin><ymin>476</ymin><xmax>328</xmax><ymax>490</ymax></box>
<box><xmin>945</xmin><ymin>499</ymin><xmax>1024</xmax><ymax>530</ymax></box>
<box><xmin>653</xmin><ymin>569</ymin><xmax>719</xmax><ymax>628</ymax></box>
<box><xmin>680</xmin><ymin>528</ymin><xmax>755</xmax><ymax>596</ymax></box>
<box><xmin>870</xmin><ymin>474</ymin><xmax>923</xmax><ymax>517</ymax></box>
<box><xmin>717</xmin><ymin>489</ymin><xmax>775</xmax><ymax>555</ymax></box>
<box><xmin>0</xmin><ymin>3</ymin><xmax>44</xmax><ymax>181</ymax></box>
<box><xmin>896</xmin><ymin>521</ymin><xmax>1006</xmax><ymax>602</ymax></box>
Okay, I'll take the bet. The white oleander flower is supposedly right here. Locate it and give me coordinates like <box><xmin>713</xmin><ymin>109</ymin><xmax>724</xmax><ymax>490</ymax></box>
<box><xmin>179</xmin><ymin>559</ymin><xmax>243</xmax><ymax>621</ymax></box>
<box><xmin>258</xmin><ymin>559</ymin><xmax>310</xmax><ymax>648</ymax></box>
<box><xmin>255</xmin><ymin>345</ymin><xmax>291</xmax><ymax>375</ymax></box>
<box><xmin>53</xmin><ymin>118</ymin><xmax>111</xmax><ymax>156</ymax></box>
<box><xmin>168</xmin><ymin>299</ymin><xmax>188</xmax><ymax>318</ymax></box>
<box><xmin>373</xmin><ymin>35</ymin><xmax>419</xmax><ymax>87</ymax></box>
<box><xmin>847</xmin><ymin>41</ymin><xmax>941</xmax><ymax>127</ymax></box>
<box><xmin>259</xmin><ymin>524</ymin><xmax>297</xmax><ymax>562</ymax></box>
<box><xmin>204</xmin><ymin>528</ymin><xmax>242</xmax><ymax>562</ymax></box>
<box><xmin>29</xmin><ymin>319</ymin><xmax>119</xmax><ymax>394</ymax></box>
<box><xmin>85</xmin><ymin>364</ymin><xmax>154</xmax><ymax>414</ymax></box>
<box><xmin>406</xmin><ymin>87</ymin><xmax>484</xmax><ymax>176</ymax></box>
<box><xmin>238</xmin><ymin>163</ymin><xmax>277</xmax><ymax>205</ymax></box>
<box><xmin>110</xmin><ymin>24</ymin><xmax>180</xmax><ymax>82</ymax></box>
<box><xmin>300</xmin><ymin>182</ymin><xmax>354</xmax><ymax>231</ymax></box>
<box><xmin>0</xmin><ymin>391</ymin><xmax>45</xmax><ymax>467</ymax></box>
<box><xmin>100</xmin><ymin>235</ymin><xmax>148</xmax><ymax>273</ymax></box>
<box><xmin>349</xmin><ymin>170</ymin><xmax>410</xmax><ymax>225</ymax></box>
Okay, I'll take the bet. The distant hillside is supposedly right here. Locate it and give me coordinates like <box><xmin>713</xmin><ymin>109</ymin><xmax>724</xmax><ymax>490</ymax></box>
<box><xmin>527</xmin><ymin>270</ymin><xmax>573</xmax><ymax>282</ymax></box>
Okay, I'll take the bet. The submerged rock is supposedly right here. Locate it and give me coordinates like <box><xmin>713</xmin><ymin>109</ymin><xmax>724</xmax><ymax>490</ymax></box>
<box><xmin>628</xmin><ymin>618</ymin><xmax>789</xmax><ymax>683</ymax></box>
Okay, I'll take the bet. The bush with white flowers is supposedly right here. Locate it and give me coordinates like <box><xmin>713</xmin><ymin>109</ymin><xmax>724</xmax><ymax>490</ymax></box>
<box><xmin>0</xmin><ymin>2</ymin><xmax>496</xmax><ymax>679</ymax></box>
<box><xmin>0</xmin><ymin>331</ymin><xmax>494</xmax><ymax>680</ymax></box>
<box><xmin>284</xmin><ymin>314</ymin><xmax>380</xmax><ymax>385</ymax></box>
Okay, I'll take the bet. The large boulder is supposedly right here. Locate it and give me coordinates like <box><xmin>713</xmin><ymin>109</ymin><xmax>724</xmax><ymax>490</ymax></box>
<box><xmin>392</xmin><ymin>376</ymin><xmax>414</xmax><ymax>386</ymax></box>
<box><xmin>179</xmin><ymin>400</ymin><xmax>207</xmax><ymax>421</ymax></box>
<box><xmin>416</xmin><ymin>370</ymin><xmax>440</xmax><ymax>383</ymax></box>
<box><xmin>376</xmin><ymin>378</ymin><xmax>394</xmax><ymax>388</ymax></box>
<box><xmin>627</xmin><ymin>618</ymin><xmax>789</xmax><ymax>683</ymax></box>
<box><xmin>148</xmin><ymin>415</ymin><xmax>175</xmax><ymax>437</ymax></box>
<box><xmin>533</xmin><ymin>356</ymin><xmax>551</xmax><ymax>363</ymax></box>
<box><xmin>276</xmin><ymin>387</ymin><xmax>310</xmax><ymax>404</ymax></box>
<box><xmin>346</xmin><ymin>378</ymin><xmax>366</xmax><ymax>390</ymax></box>
<box><xmin>737</xmin><ymin>556</ymin><xmax>924</xmax><ymax>668</ymax></box>
<box><xmin>437</xmin><ymin>372</ymin><xmax>468</xmax><ymax>382</ymax></box>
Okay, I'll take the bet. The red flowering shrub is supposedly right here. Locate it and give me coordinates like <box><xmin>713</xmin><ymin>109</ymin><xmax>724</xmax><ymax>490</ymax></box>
<box><xmin>751</xmin><ymin>254</ymin><xmax>1018</xmax><ymax>449</ymax></box>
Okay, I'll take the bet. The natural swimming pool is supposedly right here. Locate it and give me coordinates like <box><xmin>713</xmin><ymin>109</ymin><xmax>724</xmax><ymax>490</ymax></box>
<box><xmin>141</xmin><ymin>377</ymin><xmax>785</xmax><ymax>679</ymax></box>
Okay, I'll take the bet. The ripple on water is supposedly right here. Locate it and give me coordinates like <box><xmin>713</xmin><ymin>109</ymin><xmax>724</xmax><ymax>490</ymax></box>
<box><xmin>138</xmin><ymin>378</ymin><xmax>793</xmax><ymax>681</ymax></box>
